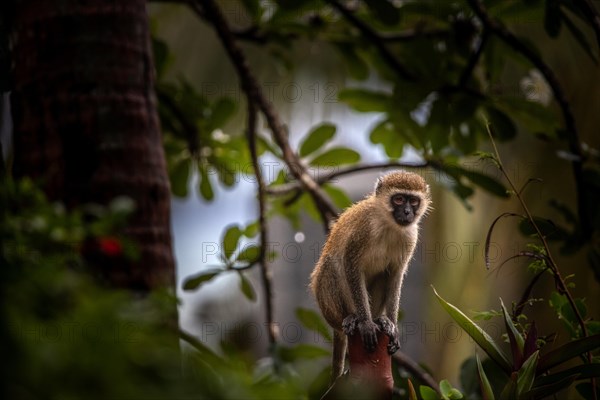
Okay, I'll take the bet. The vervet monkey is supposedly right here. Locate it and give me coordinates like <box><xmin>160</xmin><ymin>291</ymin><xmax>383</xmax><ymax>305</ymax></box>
<box><xmin>310</xmin><ymin>171</ymin><xmax>431</xmax><ymax>380</ymax></box>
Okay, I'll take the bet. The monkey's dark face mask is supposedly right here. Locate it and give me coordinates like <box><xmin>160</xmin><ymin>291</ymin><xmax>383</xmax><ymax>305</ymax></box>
<box><xmin>390</xmin><ymin>193</ymin><xmax>420</xmax><ymax>226</ymax></box>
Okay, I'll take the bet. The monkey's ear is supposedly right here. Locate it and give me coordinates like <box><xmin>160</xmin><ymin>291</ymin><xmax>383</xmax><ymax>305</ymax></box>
<box><xmin>375</xmin><ymin>177</ymin><xmax>383</xmax><ymax>194</ymax></box>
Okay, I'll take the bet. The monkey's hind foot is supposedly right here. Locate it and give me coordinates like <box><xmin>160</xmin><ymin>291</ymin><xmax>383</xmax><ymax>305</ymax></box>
<box><xmin>343</xmin><ymin>314</ymin><xmax>379</xmax><ymax>353</ymax></box>
<box><xmin>375</xmin><ymin>316</ymin><xmax>400</xmax><ymax>355</ymax></box>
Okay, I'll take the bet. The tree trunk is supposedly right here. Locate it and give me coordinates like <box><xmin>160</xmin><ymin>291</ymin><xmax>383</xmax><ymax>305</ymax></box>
<box><xmin>10</xmin><ymin>0</ymin><xmax>174</xmax><ymax>290</ymax></box>
<box><xmin>323</xmin><ymin>332</ymin><xmax>394</xmax><ymax>400</ymax></box>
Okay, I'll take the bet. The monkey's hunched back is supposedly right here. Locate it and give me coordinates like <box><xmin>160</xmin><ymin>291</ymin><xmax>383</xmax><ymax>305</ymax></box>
<box><xmin>309</xmin><ymin>171</ymin><xmax>431</xmax><ymax>380</ymax></box>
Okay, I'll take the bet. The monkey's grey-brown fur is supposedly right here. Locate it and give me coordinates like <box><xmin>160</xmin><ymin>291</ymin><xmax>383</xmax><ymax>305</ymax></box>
<box><xmin>310</xmin><ymin>171</ymin><xmax>431</xmax><ymax>380</ymax></box>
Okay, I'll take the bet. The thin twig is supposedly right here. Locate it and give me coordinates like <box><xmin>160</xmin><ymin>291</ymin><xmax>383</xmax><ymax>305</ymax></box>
<box><xmin>325</xmin><ymin>0</ymin><xmax>415</xmax><ymax>80</ymax></box>
<box><xmin>486</xmin><ymin>124</ymin><xmax>596</xmax><ymax>400</ymax></box>
<box><xmin>198</xmin><ymin>0</ymin><xmax>338</xmax><ymax>231</ymax></box>
<box><xmin>247</xmin><ymin>101</ymin><xmax>276</xmax><ymax>346</ymax></box>
<box><xmin>468</xmin><ymin>0</ymin><xmax>590</xmax><ymax>240</ymax></box>
<box><xmin>393</xmin><ymin>351</ymin><xmax>441</xmax><ymax>395</ymax></box>
<box><xmin>514</xmin><ymin>268</ymin><xmax>548</xmax><ymax>318</ymax></box>
<box><xmin>486</xmin><ymin>125</ymin><xmax>587</xmax><ymax>336</ymax></box>
<box><xmin>458</xmin><ymin>29</ymin><xmax>489</xmax><ymax>88</ymax></box>
<box><xmin>267</xmin><ymin>160</ymin><xmax>429</xmax><ymax>196</ymax></box>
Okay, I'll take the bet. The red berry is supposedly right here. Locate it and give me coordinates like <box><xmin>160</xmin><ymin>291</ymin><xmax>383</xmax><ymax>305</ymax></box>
<box><xmin>98</xmin><ymin>237</ymin><xmax>122</xmax><ymax>257</ymax></box>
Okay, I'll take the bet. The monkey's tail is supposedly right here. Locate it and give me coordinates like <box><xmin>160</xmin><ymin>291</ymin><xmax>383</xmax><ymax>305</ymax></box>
<box><xmin>331</xmin><ymin>329</ymin><xmax>347</xmax><ymax>382</ymax></box>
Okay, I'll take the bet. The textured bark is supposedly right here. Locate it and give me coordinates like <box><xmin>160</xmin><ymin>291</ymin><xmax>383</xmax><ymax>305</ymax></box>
<box><xmin>11</xmin><ymin>0</ymin><xmax>174</xmax><ymax>290</ymax></box>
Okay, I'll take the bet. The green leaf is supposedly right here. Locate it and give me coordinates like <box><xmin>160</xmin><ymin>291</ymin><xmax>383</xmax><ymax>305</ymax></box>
<box><xmin>299</xmin><ymin>123</ymin><xmax>337</xmax><ymax>157</ymax></box>
<box><xmin>485</xmin><ymin>106</ymin><xmax>517</xmax><ymax>141</ymax></box>
<box><xmin>537</xmin><ymin>333</ymin><xmax>600</xmax><ymax>371</ymax></box>
<box><xmin>296</xmin><ymin>308</ymin><xmax>332</xmax><ymax>342</ymax></box>
<box><xmin>222</xmin><ymin>225</ymin><xmax>242</xmax><ymax>260</ymax></box>
<box><xmin>335</xmin><ymin>43</ymin><xmax>369</xmax><ymax>81</ymax></box>
<box><xmin>439</xmin><ymin>379</ymin><xmax>463</xmax><ymax>399</ymax></box>
<box><xmin>518</xmin><ymin>216</ymin><xmax>567</xmax><ymax>240</ymax></box>
<box><xmin>210</xmin><ymin>97</ymin><xmax>236</xmax><ymax>129</ymax></box>
<box><xmin>440</xmin><ymin>379</ymin><xmax>452</xmax><ymax>396</ymax></box>
<box><xmin>472</xmin><ymin>309</ymin><xmax>503</xmax><ymax>321</ymax></box>
<box><xmin>199</xmin><ymin>165</ymin><xmax>214</xmax><ymax>201</ymax></box>
<box><xmin>278</xmin><ymin>344</ymin><xmax>330</xmax><ymax>362</ymax></box>
<box><xmin>243</xmin><ymin>221</ymin><xmax>259</xmax><ymax>238</ymax></box>
<box><xmin>452</xmin><ymin>122</ymin><xmax>479</xmax><ymax>155</ymax></box>
<box><xmin>442</xmin><ymin>164</ymin><xmax>508</xmax><ymax>199</ymax></box>
<box><xmin>323</xmin><ymin>184</ymin><xmax>352</xmax><ymax>210</ymax></box>
<box><xmin>420</xmin><ymin>385</ymin><xmax>439</xmax><ymax>400</ymax></box>
<box><xmin>495</xmin><ymin>97</ymin><xmax>558</xmax><ymax>134</ymax></box>
<box><xmin>338</xmin><ymin>89</ymin><xmax>390</xmax><ymax>113</ymax></box>
<box><xmin>523</xmin><ymin>375</ymin><xmax>577</xmax><ymax>399</ymax></box>
<box><xmin>309</xmin><ymin>147</ymin><xmax>360</xmax><ymax>167</ymax></box>
<box><xmin>533</xmin><ymin>364</ymin><xmax>600</xmax><ymax>389</ymax></box>
<box><xmin>561</xmin><ymin>298</ymin><xmax>587</xmax><ymax>328</ymax></box>
<box><xmin>460</xmin><ymin>169</ymin><xmax>509</xmax><ymax>198</ymax></box>
<box><xmin>427</xmin><ymin>125</ymin><xmax>451</xmax><ymax>153</ymax></box>
<box><xmin>499</xmin><ymin>374</ymin><xmax>517</xmax><ymax>400</ymax></box>
<box><xmin>370</xmin><ymin>119</ymin><xmax>405</xmax><ymax>158</ymax></box>
<box><xmin>448</xmin><ymin>388</ymin><xmax>464</xmax><ymax>399</ymax></box>
<box><xmin>516</xmin><ymin>350</ymin><xmax>539</xmax><ymax>396</ymax></box>
<box><xmin>169</xmin><ymin>158</ymin><xmax>190</xmax><ymax>198</ymax></box>
<box><xmin>500</xmin><ymin>298</ymin><xmax>525</xmax><ymax>368</ymax></box>
<box><xmin>476</xmin><ymin>354</ymin><xmax>496</xmax><ymax>400</ymax></box>
<box><xmin>236</xmin><ymin>245</ymin><xmax>260</xmax><ymax>263</ymax></box>
<box><xmin>214</xmin><ymin>158</ymin><xmax>237</xmax><ymax>188</ymax></box>
<box><xmin>432</xmin><ymin>286</ymin><xmax>512</xmax><ymax>372</ymax></box>
<box><xmin>182</xmin><ymin>268</ymin><xmax>224</xmax><ymax>291</ymax></box>
<box><xmin>238</xmin><ymin>272</ymin><xmax>256</xmax><ymax>301</ymax></box>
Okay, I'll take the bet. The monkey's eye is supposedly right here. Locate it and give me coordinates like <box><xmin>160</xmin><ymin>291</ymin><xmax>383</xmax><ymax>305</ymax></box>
<box><xmin>409</xmin><ymin>198</ymin><xmax>420</xmax><ymax>207</ymax></box>
<box><xmin>392</xmin><ymin>195</ymin><xmax>405</xmax><ymax>205</ymax></box>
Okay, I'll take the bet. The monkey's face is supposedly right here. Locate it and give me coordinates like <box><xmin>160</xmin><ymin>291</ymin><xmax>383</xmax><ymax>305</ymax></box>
<box><xmin>390</xmin><ymin>193</ymin><xmax>421</xmax><ymax>226</ymax></box>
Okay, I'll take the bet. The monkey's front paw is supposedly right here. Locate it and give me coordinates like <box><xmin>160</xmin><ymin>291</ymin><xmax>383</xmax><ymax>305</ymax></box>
<box><xmin>357</xmin><ymin>319</ymin><xmax>379</xmax><ymax>353</ymax></box>
<box><xmin>342</xmin><ymin>315</ymin><xmax>380</xmax><ymax>353</ymax></box>
<box><xmin>375</xmin><ymin>316</ymin><xmax>400</xmax><ymax>355</ymax></box>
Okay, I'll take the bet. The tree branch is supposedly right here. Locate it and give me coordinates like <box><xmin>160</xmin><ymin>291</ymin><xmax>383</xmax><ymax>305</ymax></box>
<box><xmin>458</xmin><ymin>29</ymin><xmax>489</xmax><ymax>88</ymax></box>
<box><xmin>246</xmin><ymin>101</ymin><xmax>276</xmax><ymax>346</ymax></box>
<box><xmin>324</xmin><ymin>0</ymin><xmax>415</xmax><ymax>80</ymax></box>
<box><xmin>467</xmin><ymin>0</ymin><xmax>590</xmax><ymax>240</ymax></box>
<box><xmin>573</xmin><ymin>0</ymin><xmax>600</xmax><ymax>49</ymax></box>
<box><xmin>392</xmin><ymin>351</ymin><xmax>441</xmax><ymax>395</ymax></box>
<box><xmin>197</xmin><ymin>0</ymin><xmax>338</xmax><ymax>231</ymax></box>
<box><xmin>267</xmin><ymin>160</ymin><xmax>429</xmax><ymax>196</ymax></box>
